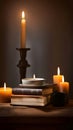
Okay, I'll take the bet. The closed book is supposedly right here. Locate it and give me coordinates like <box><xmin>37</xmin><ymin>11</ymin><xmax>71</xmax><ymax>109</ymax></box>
<box><xmin>19</xmin><ymin>83</ymin><xmax>55</xmax><ymax>88</ymax></box>
<box><xmin>12</xmin><ymin>85</ymin><xmax>53</xmax><ymax>96</ymax></box>
<box><xmin>11</xmin><ymin>94</ymin><xmax>51</xmax><ymax>106</ymax></box>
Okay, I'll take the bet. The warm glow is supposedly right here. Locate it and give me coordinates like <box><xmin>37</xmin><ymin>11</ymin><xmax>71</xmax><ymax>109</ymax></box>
<box><xmin>4</xmin><ymin>82</ymin><xmax>6</xmax><ymax>91</ymax></box>
<box><xmin>33</xmin><ymin>74</ymin><xmax>36</xmax><ymax>79</ymax></box>
<box><xmin>57</xmin><ymin>67</ymin><xmax>60</xmax><ymax>75</ymax></box>
<box><xmin>62</xmin><ymin>75</ymin><xmax>64</xmax><ymax>82</ymax></box>
<box><xmin>22</xmin><ymin>11</ymin><xmax>25</xmax><ymax>19</ymax></box>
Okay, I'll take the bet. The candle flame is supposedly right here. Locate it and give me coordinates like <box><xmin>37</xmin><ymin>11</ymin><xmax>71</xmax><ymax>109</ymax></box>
<box><xmin>57</xmin><ymin>66</ymin><xmax>60</xmax><ymax>75</ymax></box>
<box><xmin>33</xmin><ymin>74</ymin><xmax>36</xmax><ymax>79</ymax></box>
<box><xmin>62</xmin><ymin>75</ymin><xmax>64</xmax><ymax>82</ymax></box>
<box><xmin>22</xmin><ymin>11</ymin><xmax>25</xmax><ymax>18</ymax></box>
<box><xmin>4</xmin><ymin>82</ymin><xmax>6</xmax><ymax>91</ymax></box>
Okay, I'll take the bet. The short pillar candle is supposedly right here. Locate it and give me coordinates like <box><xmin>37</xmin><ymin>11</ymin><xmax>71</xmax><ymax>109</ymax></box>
<box><xmin>59</xmin><ymin>76</ymin><xmax>69</xmax><ymax>94</ymax></box>
<box><xmin>0</xmin><ymin>83</ymin><xmax>12</xmax><ymax>103</ymax></box>
<box><xmin>53</xmin><ymin>67</ymin><xmax>63</xmax><ymax>85</ymax></box>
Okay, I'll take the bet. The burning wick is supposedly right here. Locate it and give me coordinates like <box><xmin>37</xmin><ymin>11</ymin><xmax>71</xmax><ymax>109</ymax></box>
<box><xmin>4</xmin><ymin>82</ymin><xmax>6</xmax><ymax>91</ymax></box>
<box><xmin>33</xmin><ymin>74</ymin><xmax>36</xmax><ymax>79</ymax></box>
<box><xmin>57</xmin><ymin>66</ymin><xmax>60</xmax><ymax>75</ymax></box>
<box><xmin>62</xmin><ymin>75</ymin><xmax>64</xmax><ymax>82</ymax></box>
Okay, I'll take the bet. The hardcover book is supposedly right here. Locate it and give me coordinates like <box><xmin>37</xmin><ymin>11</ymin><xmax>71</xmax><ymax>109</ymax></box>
<box><xmin>11</xmin><ymin>94</ymin><xmax>51</xmax><ymax>106</ymax></box>
<box><xmin>12</xmin><ymin>84</ymin><xmax>54</xmax><ymax>96</ymax></box>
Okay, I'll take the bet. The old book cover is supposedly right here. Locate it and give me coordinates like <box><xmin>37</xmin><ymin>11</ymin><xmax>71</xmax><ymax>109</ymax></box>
<box><xmin>11</xmin><ymin>94</ymin><xmax>51</xmax><ymax>106</ymax></box>
<box><xmin>12</xmin><ymin>85</ymin><xmax>54</xmax><ymax>95</ymax></box>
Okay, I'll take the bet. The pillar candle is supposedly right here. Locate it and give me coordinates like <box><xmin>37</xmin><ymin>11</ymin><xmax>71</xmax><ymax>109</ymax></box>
<box><xmin>0</xmin><ymin>83</ymin><xmax>12</xmax><ymax>103</ymax></box>
<box><xmin>53</xmin><ymin>67</ymin><xmax>63</xmax><ymax>85</ymax></box>
<box><xmin>21</xmin><ymin>11</ymin><xmax>26</xmax><ymax>48</ymax></box>
<box><xmin>59</xmin><ymin>76</ymin><xmax>69</xmax><ymax>94</ymax></box>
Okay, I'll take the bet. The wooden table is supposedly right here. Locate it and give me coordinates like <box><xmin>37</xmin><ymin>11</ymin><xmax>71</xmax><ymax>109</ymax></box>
<box><xmin>0</xmin><ymin>99</ymin><xmax>73</xmax><ymax>130</ymax></box>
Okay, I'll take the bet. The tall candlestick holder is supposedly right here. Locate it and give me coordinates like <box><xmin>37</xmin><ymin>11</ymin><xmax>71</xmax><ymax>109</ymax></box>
<box><xmin>16</xmin><ymin>48</ymin><xmax>30</xmax><ymax>83</ymax></box>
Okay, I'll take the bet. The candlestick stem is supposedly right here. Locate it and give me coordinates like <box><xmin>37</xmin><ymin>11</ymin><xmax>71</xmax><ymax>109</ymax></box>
<box><xmin>16</xmin><ymin>48</ymin><xmax>30</xmax><ymax>83</ymax></box>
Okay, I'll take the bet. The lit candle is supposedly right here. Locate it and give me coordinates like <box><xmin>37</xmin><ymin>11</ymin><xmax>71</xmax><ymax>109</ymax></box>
<box><xmin>21</xmin><ymin>11</ymin><xmax>26</xmax><ymax>48</ymax></box>
<box><xmin>59</xmin><ymin>76</ymin><xmax>69</xmax><ymax>94</ymax></box>
<box><xmin>53</xmin><ymin>67</ymin><xmax>63</xmax><ymax>85</ymax></box>
<box><xmin>0</xmin><ymin>83</ymin><xmax>12</xmax><ymax>103</ymax></box>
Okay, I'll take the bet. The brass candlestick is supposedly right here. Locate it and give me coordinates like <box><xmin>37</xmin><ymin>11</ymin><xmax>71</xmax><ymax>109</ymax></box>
<box><xmin>16</xmin><ymin>48</ymin><xmax>30</xmax><ymax>83</ymax></box>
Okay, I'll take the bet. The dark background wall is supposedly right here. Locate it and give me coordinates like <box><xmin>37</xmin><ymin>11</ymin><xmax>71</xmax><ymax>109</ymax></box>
<box><xmin>0</xmin><ymin>0</ymin><xmax>73</xmax><ymax>97</ymax></box>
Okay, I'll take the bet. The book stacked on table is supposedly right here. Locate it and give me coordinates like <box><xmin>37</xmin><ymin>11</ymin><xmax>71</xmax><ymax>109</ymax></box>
<box><xmin>11</xmin><ymin>77</ymin><xmax>55</xmax><ymax>106</ymax></box>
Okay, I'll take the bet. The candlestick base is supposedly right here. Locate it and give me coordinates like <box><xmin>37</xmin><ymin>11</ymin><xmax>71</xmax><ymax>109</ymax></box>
<box><xmin>16</xmin><ymin>48</ymin><xmax>30</xmax><ymax>83</ymax></box>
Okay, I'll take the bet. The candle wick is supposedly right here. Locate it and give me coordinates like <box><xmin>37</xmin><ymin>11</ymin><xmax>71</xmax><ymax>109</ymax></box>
<box><xmin>4</xmin><ymin>82</ymin><xmax>6</xmax><ymax>91</ymax></box>
<box><xmin>33</xmin><ymin>74</ymin><xmax>36</xmax><ymax>79</ymax></box>
<box><xmin>62</xmin><ymin>76</ymin><xmax>64</xmax><ymax>82</ymax></box>
<box><xmin>57</xmin><ymin>67</ymin><xmax>60</xmax><ymax>75</ymax></box>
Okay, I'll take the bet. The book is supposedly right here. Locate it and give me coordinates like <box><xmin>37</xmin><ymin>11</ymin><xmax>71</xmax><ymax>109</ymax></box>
<box><xmin>19</xmin><ymin>83</ymin><xmax>55</xmax><ymax>88</ymax></box>
<box><xmin>12</xmin><ymin>84</ymin><xmax>54</xmax><ymax>96</ymax></box>
<box><xmin>11</xmin><ymin>94</ymin><xmax>51</xmax><ymax>106</ymax></box>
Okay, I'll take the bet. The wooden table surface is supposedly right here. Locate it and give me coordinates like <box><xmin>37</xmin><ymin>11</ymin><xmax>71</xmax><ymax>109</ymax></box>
<box><xmin>0</xmin><ymin>99</ymin><xmax>73</xmax><ymax>130</ymax></box>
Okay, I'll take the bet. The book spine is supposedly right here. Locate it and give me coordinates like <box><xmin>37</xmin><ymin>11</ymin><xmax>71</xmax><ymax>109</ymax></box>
<box><xmin>12</xmin><ymin>88</ymin><xmax>53</xmax><ymax>95</ymax></box>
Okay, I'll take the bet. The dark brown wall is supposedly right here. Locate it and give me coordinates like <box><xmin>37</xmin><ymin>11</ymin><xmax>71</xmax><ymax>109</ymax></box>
<box><xmin>0</xmin><ymin>0</ymin><xmax>73</xmax><ymax>97</ymax></box>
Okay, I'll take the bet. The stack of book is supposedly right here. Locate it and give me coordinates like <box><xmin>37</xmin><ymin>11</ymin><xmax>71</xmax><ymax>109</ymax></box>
<box><xmin>11</xmin><ymin>83</ymin><xmax>55</xmax><ymax>106</ymax></box>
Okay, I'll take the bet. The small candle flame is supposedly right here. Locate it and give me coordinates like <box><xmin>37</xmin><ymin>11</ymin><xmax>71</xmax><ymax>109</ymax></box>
<box><xmin>22</xmin><ymin>11</ymin><xmax>25</xmax><ymax>19</ymax></box>
<box><xmin>57</xmin><ymin>66</ymin><xmax>60</xmax><ymax>75</ymax></box>
<box><xmin>33</xmin><ymin>74</ymin><xmax>36</xmax><ymax>79</ymax></box>
<box><xmin>4</xmin><ymin>82</ymin><xmax>6</xmax><ymax>91</ymax></box>
<box><xmin>62</xmin><ymin>75</ymin><xmax>64</xmax><ymax>82</ymax></box>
